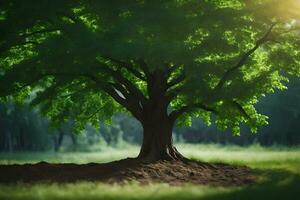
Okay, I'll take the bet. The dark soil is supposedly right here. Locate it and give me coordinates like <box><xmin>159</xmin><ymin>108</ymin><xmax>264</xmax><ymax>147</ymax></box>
<box><xmin>0</xmin><ymin>158</ymin><xmax>256</xmax><ymax>186</ymax></box>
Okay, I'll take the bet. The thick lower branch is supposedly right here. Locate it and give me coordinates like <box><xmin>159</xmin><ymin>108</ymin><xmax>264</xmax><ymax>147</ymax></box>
<box><xmin>95</xmin><ymin>63</ymin><xmax>147</xmax><ymax>104</ymax></box>
<box><xmin>167</xmin><ymin>72</ymin><xmax>185</xmax><ymax>89</ymax></box>
<box><xmin>169</xmin><ymin>103</ymin><xmax>217</xmax><ymax>122</ymax></box>
<box><xmin>102</xmin><ymin>56</ymin><xmax>147</xmax><ymax>81</ymax></box>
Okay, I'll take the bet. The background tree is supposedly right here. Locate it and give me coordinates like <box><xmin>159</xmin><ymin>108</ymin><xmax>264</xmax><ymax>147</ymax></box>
<box><xmin>0</xmin><ymin>101</ymin><xmax>108</xmax><ymax>152</ymax></box>
<box><xmin>0</xmin><ymin>102</ymin><xmax>52</xmax><ymax>151</ymax></box>
<box><xmin>100</xmin><ymin>121</ymin><xmax>123</xmax><ymax>147</ymax></box>
<box><xmin>0</xmin><ymin>0</ymin><xmax>300</xmax><ymax>161</ymax></box>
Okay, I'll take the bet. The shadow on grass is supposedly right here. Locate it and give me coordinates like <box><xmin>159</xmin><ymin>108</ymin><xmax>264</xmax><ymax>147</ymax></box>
<box><xmin>74</xmin><ymin>168</ymin><xmax>300</xmax><ymax>200</ymax></box>
<box><xmin>186</xmin><ymin>168</ymin><xmax>300</xmax><ymax>200</ymax></box>
<box><xmin>0</xmin><ymin>167</ymin><xmax>299</xmax><ymax>200</ymax></box>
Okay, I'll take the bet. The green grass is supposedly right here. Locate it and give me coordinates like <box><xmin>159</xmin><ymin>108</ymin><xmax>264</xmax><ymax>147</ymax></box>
<box><xmin>0</xmin><ymin>145</ymin><xmax>139</xmax><ymax>165</ymax></box>
<box><xmin>177</xmin><ymin>144</ymin><xmax>300</xmax><ymax>172</ymax></box>
<box><xmin>0</xmin><ymin>144</ymin><xmax>300</xmax><ymax>200</ymax></box>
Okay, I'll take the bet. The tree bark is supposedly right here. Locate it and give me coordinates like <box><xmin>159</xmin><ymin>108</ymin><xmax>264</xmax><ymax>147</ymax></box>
<box><xmin>138</xmin><ymin>117</ymin><xmax>184</xmax><ymax>161</ymax></box>
<box><xmin>135</xmin><ymin>69</ymin><xmax>187</xmax><ymax>162</ymax></box>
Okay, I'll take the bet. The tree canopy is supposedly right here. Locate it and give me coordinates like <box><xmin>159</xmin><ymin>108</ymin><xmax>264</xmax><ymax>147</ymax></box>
<box><xmin>1</xmin><ymin>0</ymin><xmax>300</xmax><ymax>135</ymax></box>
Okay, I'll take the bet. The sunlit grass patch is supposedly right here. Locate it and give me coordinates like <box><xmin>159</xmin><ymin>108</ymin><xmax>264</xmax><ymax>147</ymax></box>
<box><xmin>1</xmin><ymin>144</ymin><xmax>300</xmax><ymax>172</ymax></box>
<box><xmin>176</xmin><ymin>144</ymin><xmax>300</xmax><ymax>172</ymax></box>
<box><xmin>0</xmin><ymin>145</ymin><xmax>139</xmax><ymax>165</ymax></box>
<box><xmin>0</xmin><ymin>182</ymin><xmax>236</xmax><ymax>200</ymax></box>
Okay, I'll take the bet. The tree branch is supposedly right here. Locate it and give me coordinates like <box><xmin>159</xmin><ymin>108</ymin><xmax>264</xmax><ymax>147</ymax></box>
<box><xmin>167</xmin><ymin>72</ymin><xmax>185</xmax><ymax>89</ymax></box>
<box><xmin>165</xmin><ymin>64</ymin><xmax>177</xmax><ymax>77</ymax></box>
<box><xmin>232</xmin><ymin>100</ymin><xmax>251</xmax><ymax>120</ymax></box>
<box><xmin>19</xmin><ymin>28</ymin><xmax>60</xmax><ymax>38</ymax></box>
<box><xmin>0</xmin><ymin>28</ymin><xmax>60</xmax><ymax>53</ymax></box>
<box><xmin>46</xmin><ymin>71</ymin><xmax>144</xmax><ymax>120</ymax></box>
<box><xmin>9</xmin><ymin>41</ymin><xmax>40</xmax><ymax>49</ymax></box>
<box><xmin>169</xmin><ymin>102</ymin><xmax>217</xmax><ymax>122</ymax></box>
<box><xmin>165</xmin><ymin>85</ymin><xmax>184</xmax><ymax>104</ymax></box>
<box><xmin>56</xmin><ymin>11</ymin><xmax>79</xmax><ymax>23</ymax></box>
<box><xmin>215</xmin><ymin>23</ymin><xmax>277</xmax><ymax>90</ymax></box>
<box><xmin>135</xmin><ymin>59</ymin><xmax>150</xmax><ymax>80</ymax></box>
<box><xmin>99</xmin><ymin>83</ymin><xmax>143</xmax><ymax>120</ymax></box>
<box><xmin>95</xmin><ymin>63</ymin><xmax>148</xmax><ymax>104</ymax></box>
<box><xmin>102</xmin><ymin>56</ymin><xmax>147</xmax><ymax>81</ymax></box>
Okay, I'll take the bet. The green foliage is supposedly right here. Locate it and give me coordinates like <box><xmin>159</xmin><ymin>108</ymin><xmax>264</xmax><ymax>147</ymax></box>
<box><xmin>175</xmin><ymin>78</ymin><xmax>300</xmax><ymax>145</ymax></box>
<box><xmin>0</xmin><ymin>0</ymin><xmax>300</xmax><ymax>134</ymax></box>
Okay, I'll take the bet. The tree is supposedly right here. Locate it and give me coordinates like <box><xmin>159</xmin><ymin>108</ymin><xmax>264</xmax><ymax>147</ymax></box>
<box><xmin>174</xmin><ymin>78</ymin><xmax>300</xmax><ymax>146</ymax></box>
<box><xmin>0</xmin><ymin>0</ymin><xmax>300</xmax><ymax>161</ymax></box>
<box><xmin>0</xmin><ymin>102</ymin><xmax>53</xmax><ymax>151</ymax></box>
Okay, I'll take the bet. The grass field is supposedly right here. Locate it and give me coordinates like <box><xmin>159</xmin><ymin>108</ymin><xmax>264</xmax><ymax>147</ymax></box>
<box><xmin>0</xmin><ymin>144</ymin><xmax>300</xmax><ymax>200</ymax></box>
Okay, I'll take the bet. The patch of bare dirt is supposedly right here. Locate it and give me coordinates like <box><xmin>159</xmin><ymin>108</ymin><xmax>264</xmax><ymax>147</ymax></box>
<box><xmin>0</xmin><ymin>158</ymin><xmax>256</xmax><ymax>186</ymax></box>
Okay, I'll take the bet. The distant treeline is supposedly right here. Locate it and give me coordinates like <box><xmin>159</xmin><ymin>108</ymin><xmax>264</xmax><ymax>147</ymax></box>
<box><xmin>0</xmin><ymin>79</ymin><xmax>299</xmax><ymax>152</ymax></box>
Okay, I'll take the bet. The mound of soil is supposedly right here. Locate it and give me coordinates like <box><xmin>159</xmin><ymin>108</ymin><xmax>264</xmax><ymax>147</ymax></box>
<box><xmin>0</xmin><ymin>158</ymin><xmax>255</xmax><ymax>186</ymax></box>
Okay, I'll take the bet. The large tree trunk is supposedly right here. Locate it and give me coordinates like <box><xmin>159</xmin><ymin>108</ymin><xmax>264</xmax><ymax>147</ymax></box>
<box><xmin>138</xmin><ymin>117</ymin><xmax>184</xmax><ymax>161</ymax></box>
<box><xmin>136</xmin><ymin>70</ymin><xmax>186</xmax><ymax>161</ymax></box>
